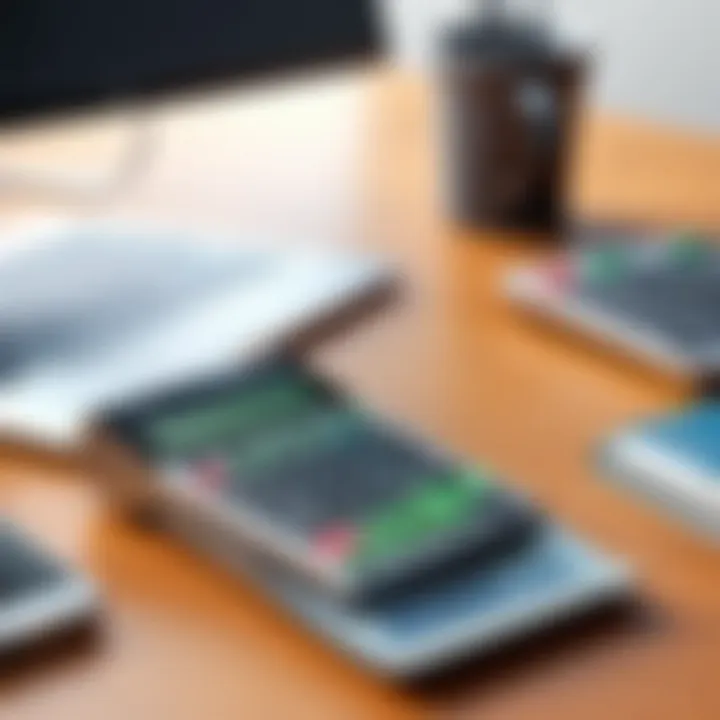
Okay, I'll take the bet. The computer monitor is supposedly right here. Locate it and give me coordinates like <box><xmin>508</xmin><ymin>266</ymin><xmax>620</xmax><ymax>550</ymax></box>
<box><xmin>0</xmin><ymin>0</ymin><xmax>382</xmax><ymax>123</ymax></box>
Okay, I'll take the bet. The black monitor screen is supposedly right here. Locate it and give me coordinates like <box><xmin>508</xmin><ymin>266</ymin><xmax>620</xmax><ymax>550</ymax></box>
<box><xmin>0</xmin><ymin>0</ymin><xmax>381</xmax><ymax>121</ymax></box>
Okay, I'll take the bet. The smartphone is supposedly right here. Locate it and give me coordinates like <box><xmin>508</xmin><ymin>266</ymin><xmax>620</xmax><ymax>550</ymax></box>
<box><xmin>0</xmin><ymin>519</ymin><xmax>99</xmax><ymax>653</ymax></box>
<box><xmin>601</xmin><ymin>403</ymin><xmax>720</xmax><ymax>539</ymax></box>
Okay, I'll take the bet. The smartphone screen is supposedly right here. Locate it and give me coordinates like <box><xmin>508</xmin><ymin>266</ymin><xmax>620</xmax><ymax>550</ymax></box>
<box><xmin>0</xmin><ymin>521</ymin><xmax>97</xmax><ymax>652</ymax></box>
<box><xmin>0</xmin><ymin>524</ymin><xmax>69</xmax><ymax>604</ymax></box>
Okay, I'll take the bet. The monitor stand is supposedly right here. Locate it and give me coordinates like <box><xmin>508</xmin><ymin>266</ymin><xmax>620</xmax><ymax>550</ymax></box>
<box><xmin>0</xmin><ymin>113</ymin><xmax>156</xmax><ymax>201</ymax></box>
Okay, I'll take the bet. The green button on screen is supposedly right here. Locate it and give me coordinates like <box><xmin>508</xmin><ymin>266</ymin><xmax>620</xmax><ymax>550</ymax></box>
<box><xmin>581</xmin><ymin>248</ymin><xmax>625</xmax><ymax>284</ymax></box>
<box><xmin>354</xmin><ymin>475</ymin><xmax>485</xmax><ymax>567</ymax></box>
<box><xmin>669</xmin><ymin>232</ymin><xmax>709</xmax><ymax>266</ymax></box>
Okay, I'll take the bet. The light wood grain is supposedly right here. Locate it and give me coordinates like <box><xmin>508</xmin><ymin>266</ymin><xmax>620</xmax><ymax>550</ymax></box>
<box><xmin>1</xmin><ymin>69</ymin><xmax>720</xmax><ymax>720</ymax></box>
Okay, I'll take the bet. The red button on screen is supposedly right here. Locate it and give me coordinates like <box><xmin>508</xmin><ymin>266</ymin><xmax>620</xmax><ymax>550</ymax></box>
<box><xmin>313</xmin><ymin>525</ymin><xmax>357</xmax><ymax>564</ymax></box>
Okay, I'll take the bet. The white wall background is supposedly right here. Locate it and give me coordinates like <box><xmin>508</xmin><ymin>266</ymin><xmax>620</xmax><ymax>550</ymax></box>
<box><xmin>380</xmin><ymin>0</ymin><xmax>720</xmax><ymax>133</ymax></box>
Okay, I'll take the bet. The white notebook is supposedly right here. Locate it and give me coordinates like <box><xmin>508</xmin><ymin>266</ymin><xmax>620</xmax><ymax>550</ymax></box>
<box><xmin>0</xmin><ymin>216</ymin><xmax>392</xmax><ymax>445</ymax></box>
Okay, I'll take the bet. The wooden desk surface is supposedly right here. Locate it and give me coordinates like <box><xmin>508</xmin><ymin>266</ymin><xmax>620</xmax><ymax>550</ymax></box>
<box><xmin>1</xmin><ymin>70</ymin><xmax>720</xmax><ymax>720</ymax></box>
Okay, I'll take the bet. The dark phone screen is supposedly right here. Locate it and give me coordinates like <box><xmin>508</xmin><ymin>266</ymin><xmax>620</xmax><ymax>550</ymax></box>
<box><xmin>0</xmin><ymin>524</ymin><xmax>67</xmax><ymax>603</ymax></box>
